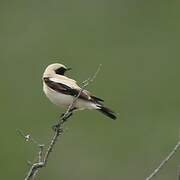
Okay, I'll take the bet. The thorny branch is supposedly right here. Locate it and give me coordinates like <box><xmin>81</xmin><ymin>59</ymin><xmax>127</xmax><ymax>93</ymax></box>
<box><xmin>145</xmin><ymin>140</ymin><xmax>180</xmax><ymax>180</ymax></box>
<box><xmin>18</xmin><ymin>64</ymin><xmax>102</xmax><ymax>180</ymax></box>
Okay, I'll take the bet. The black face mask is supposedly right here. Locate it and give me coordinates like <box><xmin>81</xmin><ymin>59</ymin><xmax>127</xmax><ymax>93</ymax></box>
<box><xmin>55</xmin><ymin>67</ymin><xmax>66</xmax><ymax>75</ymax></box>
<box><xmin>55</xmin><ymin>67</ymin><xmax>71</xmax><ymax>75</ymax></box>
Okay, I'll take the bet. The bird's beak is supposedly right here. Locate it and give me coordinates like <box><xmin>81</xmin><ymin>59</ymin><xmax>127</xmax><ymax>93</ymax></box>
<box><xmin>66</xmin><ymin>67</ymin><xmax>72</xmax><ymax>71</ymax></box>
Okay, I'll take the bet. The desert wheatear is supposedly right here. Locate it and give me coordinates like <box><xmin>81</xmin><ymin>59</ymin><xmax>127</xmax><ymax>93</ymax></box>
<box><xmin>43</xmin><ymin>63</ymin><xmax>116</xmax><ymax>120</ymax></box>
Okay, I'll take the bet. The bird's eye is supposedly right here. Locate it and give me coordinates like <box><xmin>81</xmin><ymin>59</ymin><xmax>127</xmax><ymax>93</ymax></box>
<box><xmin>55</xmin><ymin>67</ymin><xmax>66</xmax><ymax>75</ymax></box>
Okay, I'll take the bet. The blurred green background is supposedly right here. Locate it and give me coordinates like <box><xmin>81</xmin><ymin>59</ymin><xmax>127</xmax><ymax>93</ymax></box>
<box><xmin>0</xmin><ymin>0</ymin><xmax>179</xmax><ymax>179</ymax></box>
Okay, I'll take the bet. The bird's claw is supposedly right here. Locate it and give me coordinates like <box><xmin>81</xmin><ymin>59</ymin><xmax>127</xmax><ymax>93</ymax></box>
<box><xmin>60</xmin><ymin>112</ymin><xmax>73</xmax><ymax>122</ymax></box>
<box><xmin>52</xmin><ymin>124</ymin><xmax>63</xmax><ymax>133</ymax></box>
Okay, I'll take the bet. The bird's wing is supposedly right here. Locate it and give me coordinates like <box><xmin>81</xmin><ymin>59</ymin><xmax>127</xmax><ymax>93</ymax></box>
<box><xmin>43</xmin><ymin>77</ymin><xmax>91</xmax><ymax>101</ymax></box>
<box><xmin>50</xmin><ymin>76</ymin><xmax>77</xmax><ymax>87</ymax></box>
<box><xmin>83</xmin><ymin>90</ymin><xmax>104</xmax><ymax>102</ymax></box>
<box><xmin>90</xmin><ymin>95</ymin><xmax>104</xmax><ymax>102</ymax></box>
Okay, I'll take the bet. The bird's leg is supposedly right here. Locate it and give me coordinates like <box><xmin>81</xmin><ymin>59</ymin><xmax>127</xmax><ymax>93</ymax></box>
<box><xmin>60</xmin><ymin>107</ymin><xmax>76</xmax><ymax>118</ymax></box>
<box><xmin>62</xmin><ymin>107</ymin><xmax>77</xmax><ymax>122</ymax></box>
<box><xmin>62</xmin><ymin>112</ymin><xmax>73</xmax><ymax>121</ymax></box>
<box><xmin>62</xmin><ymin>107</ymin><xmax>76</xmax><ymax>120</ymax></box>
<box><xmin>52</xmin><ymin>123</ymin><xmax>62</xmax><ymax>132</ymax></box>
<box><xmin>52</xmin><ymin>113</ymin><xmax>66</xmax><ymax>132</ymax></box>
<box><xmin>52</xmin><ymin>108</ymin><xmax>76</xmax><ymax>131</ymax></box>
<box><xmin>52</xmin><ymin>113</ymin><xmax>72</xmax><ymax>131</ymax></box>
<box><xmin>60</xmin><ymin>113</ymin><xmax>65</xmax><ymax>117</ymax></box>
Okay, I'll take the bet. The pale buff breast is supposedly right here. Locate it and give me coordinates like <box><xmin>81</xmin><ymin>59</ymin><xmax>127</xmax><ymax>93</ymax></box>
<box><xmin>43</xmin><ymin>83</ymin><xmax>98</xmax><ymax>110</ymax></box>
<box><xmin>43</xmin><ymin>83</ymin><xmax>74</xmax><ymax>108</ymax></box>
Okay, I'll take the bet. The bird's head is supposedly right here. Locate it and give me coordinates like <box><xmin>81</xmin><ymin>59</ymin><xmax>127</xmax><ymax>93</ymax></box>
<box><xmin>43</xmin><ymin>63</ymin><xmax>71</xmax><ymax>76</ymax></box>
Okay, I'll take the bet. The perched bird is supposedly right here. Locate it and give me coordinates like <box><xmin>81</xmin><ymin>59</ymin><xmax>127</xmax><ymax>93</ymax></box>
<box><xmin>42</xmin><ymin>63</ymin><xmax>117</xmax><ymax>120</ymax></box>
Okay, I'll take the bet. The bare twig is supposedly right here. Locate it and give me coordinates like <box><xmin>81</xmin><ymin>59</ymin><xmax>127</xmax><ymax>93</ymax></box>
<box><xmin>21</xmin><ymin>64</ymin><xmax>102</xmax><ymax>180</ymax></box>
<box><xmin>145</xmin><ymin>140</ymin><xmax>180</xmax><ymax>180</ymax></box>
<box><xmin>82</xmin><ymin>64</ymin><xmax>102</xmax><ymax>86</ymax></box>
<box><xmin>38</xmin><ymin>145</ymin><xmax>44</xmax><ymax>163</ymax></box>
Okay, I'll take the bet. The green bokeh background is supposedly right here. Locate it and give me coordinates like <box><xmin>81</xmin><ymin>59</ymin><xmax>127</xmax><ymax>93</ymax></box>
<box><xmin>0</xmin><ymin>0</ymin><xmax>179</xmax><ymax>179</ymax></box>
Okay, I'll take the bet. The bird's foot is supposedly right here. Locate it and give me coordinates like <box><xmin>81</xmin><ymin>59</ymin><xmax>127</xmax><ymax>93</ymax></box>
<box><xmin>52</xmin><ymin>123</ymin><xmax>63</xmax><ymax>133</ymax></box>
<box><xmin>60</xmin><ymin>113</ymin><xmax>65</xmax><ymax>117</ymax></box>
<box><xmin>52</xmin><ymin>111</ymin><xmax>74</xmax><ymax>132</ymax></box>
<box><xmin>60</xmin><ymin>112</ymin><xmax>73</xmax><ymax>122</ymax></box>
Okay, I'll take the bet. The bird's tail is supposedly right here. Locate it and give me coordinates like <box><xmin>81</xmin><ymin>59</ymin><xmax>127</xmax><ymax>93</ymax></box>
<box><xmin>97</xmin><ymin>105</ymin><xmax>117</xmax><ymax>120</ymax></box>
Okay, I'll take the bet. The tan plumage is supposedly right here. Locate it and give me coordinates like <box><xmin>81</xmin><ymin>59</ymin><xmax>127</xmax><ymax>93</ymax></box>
<box><xmin>42</xmin><ymin>63</ymin><xmax>117</xmax><ymax>120</ymax></box>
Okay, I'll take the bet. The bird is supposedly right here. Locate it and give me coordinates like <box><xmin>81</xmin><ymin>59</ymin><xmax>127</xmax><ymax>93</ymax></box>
<box><xmin>42</xmin><ymin>63</ymin><xmax>117</xmax><ymax>120</ymax></box>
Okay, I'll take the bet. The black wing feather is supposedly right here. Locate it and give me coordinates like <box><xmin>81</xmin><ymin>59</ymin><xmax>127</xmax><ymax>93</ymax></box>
<box><xmin>43</xmin><ymin>77</ymin><xmax>90</xmax><ymax>100</ymax></box>
<box><xmin>90</xmin><ymin>95</ymin><xmax>104</xmax><ymax>102</ymax></box>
